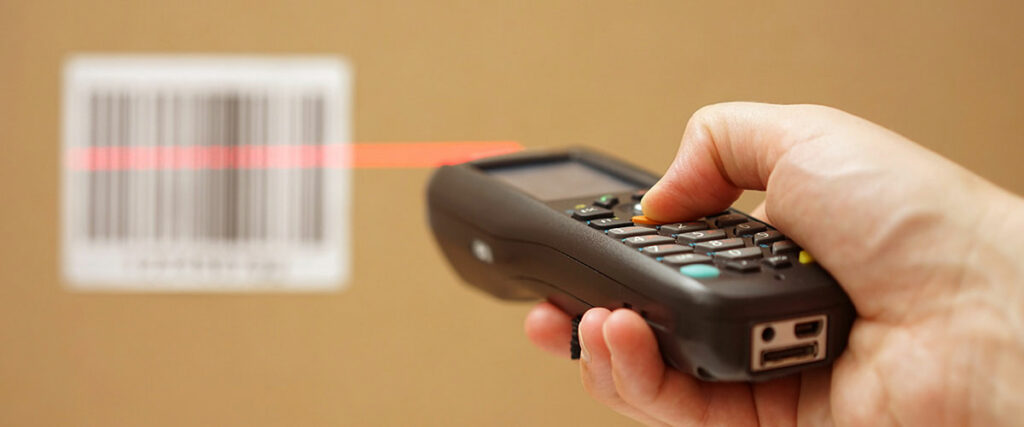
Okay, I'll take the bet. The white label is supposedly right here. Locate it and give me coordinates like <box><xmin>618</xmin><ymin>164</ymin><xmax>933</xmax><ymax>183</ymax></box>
<box><xmin>61</xmin><ymin>55</ymin><xmax>352</xmax><ymax>292</ymax></box>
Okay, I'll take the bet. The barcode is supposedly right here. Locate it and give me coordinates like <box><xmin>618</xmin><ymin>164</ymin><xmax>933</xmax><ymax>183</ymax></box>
<box><xmin>62</xmin><ymin>56</ymin><xmax>351</xmax><ymax>291</ymax></box>
<box><xmin>79</xmin><ymin>91</ymin><xmax>327</xmax><ymax>243</ymax></box>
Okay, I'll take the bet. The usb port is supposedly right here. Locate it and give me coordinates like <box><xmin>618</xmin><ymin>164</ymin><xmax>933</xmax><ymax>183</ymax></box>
<box><xmin>794</xmin><ymin>320</ymin><xmax>822</xmax><ymax>338</ymax></box>
<box><xmin>762</xmin><ymin>343</ymin><xmax>817</xmax><ymax>366</ymax></box>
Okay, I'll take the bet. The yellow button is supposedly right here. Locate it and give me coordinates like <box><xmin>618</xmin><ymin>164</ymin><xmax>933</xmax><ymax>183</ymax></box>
<box><xmin>798</xmin><ymin>250</ymin><xmax>815</xmax><ymax>264</ymax></box>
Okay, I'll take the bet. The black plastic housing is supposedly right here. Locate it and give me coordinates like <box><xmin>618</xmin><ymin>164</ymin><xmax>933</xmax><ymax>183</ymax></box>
<box><xmin>426</xmin><ymin>147</ymin><xmax>854</xmax><ymax>381</ymax></box>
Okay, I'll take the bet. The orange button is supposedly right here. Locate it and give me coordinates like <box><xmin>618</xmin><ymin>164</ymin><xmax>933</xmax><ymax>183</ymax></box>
<box><xmin>631</xmin><ymin>215</ymin><xmax>663</xmax><ymax>226</ymax></box>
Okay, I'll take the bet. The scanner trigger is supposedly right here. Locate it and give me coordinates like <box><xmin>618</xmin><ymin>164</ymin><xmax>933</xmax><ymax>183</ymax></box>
<box><xmin>570</xmin><ymin>314</ymin><xmax>583</xmax><ymax>360</ymax></box>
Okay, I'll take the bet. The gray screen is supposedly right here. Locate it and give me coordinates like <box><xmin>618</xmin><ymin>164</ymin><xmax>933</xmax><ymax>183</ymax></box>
<box><xmin>487</xmin><ymin>161</ymin><xmax>638</xmax><ymax>201</ymax></box>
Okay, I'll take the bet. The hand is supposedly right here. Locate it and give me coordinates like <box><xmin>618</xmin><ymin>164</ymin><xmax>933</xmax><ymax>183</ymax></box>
<box><xmin>524</xmin><ymin>103</ymin><xmax>1024</xmax><ymax>426</ymax></box>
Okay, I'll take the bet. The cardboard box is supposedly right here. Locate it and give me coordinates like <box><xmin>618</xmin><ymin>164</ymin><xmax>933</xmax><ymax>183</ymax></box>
<box><xmin>2</xmin><ymin>1</ymin><xmax>1022</xmax><ymax>425</ymax></box>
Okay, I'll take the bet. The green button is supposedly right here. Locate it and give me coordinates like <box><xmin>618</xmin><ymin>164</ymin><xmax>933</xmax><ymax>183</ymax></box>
<box><xmin>679</xmin><ymin>264</ymin><xmax>720</xmax><ymax>279</ymax></box>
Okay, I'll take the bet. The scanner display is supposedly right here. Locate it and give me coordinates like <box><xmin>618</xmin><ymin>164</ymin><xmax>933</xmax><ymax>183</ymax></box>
<box><xmin>485</xmin><ymin>160</ymin><xmax>637</xmax><ymax>201</ymax></box>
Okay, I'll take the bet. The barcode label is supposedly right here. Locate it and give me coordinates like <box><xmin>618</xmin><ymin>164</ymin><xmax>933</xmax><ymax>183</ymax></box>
<box><xmin>61</xmin><ymin>55</ymin><xmax>352</xmax><ymax>291</ymax></box>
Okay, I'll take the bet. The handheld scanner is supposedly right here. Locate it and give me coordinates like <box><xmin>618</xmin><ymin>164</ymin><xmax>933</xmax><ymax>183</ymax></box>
<box><xmin>426</xmin><ymin>148</ymin><xmax>854</xmax><ymax>381</ymax></box>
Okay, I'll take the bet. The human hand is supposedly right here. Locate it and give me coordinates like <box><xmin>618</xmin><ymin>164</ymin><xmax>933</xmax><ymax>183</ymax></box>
<box><xmin>524</xmin><ymin>103</ymin><xmax>1024</xmax><ymax>426</ymax></box>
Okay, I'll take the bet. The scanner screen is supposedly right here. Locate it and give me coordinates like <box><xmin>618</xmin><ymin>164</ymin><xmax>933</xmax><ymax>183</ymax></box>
<box><xmin>486</xmin><ymin>160</ymin><xmax>638</xmax><ymax>201</ymax></box>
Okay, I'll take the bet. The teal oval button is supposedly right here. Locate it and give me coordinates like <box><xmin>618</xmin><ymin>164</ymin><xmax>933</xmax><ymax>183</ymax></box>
<box><xmin>679</xmin><ymin>264</ymin><xmax>720</xmax><ymax>279</ymax></box>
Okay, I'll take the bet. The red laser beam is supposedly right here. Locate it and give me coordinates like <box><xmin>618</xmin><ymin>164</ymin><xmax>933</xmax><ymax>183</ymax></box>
<box><xmin>64</xmin><ymin>141</ymin><xmax>523</xmax><ymax>171</ymax></box>
<box><xmin>350</xmin><ymin>141</ymin><xmax>522</xmax><ymax>168</ymax></box>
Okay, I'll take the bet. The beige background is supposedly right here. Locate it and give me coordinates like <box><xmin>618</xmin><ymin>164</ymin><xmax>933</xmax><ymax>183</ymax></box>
<box><xmin>2</xmin><ymin>1</ymin><xmax>1023</xmax><ymax>426</ymax></box>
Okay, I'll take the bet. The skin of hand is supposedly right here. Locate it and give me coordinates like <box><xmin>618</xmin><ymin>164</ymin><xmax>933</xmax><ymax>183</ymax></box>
<box><xmin>523</xmin><ymin>103</ymin><xmax>1024</xmax><ymax>426</ymax></box>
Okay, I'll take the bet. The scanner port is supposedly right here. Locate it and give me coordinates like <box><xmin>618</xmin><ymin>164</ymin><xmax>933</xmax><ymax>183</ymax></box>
<box><xmin>794</xmin><ymin>320</ymin><xmax>822</xmax><ymax>338</ymax></box>
<box><xmin>762</xmin><ymin>343</ymin><xmax>817</xmax><ymax>365</ymax></box>
<box><xmin>751</xmin><ymin>314</ymin><xmax>828</xmax><ymax>372</ymax></box>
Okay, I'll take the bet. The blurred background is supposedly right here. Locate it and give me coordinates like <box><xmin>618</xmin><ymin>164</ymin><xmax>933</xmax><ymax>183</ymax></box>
<box><xmin>2</xmin><ymin>1</ymin><xmax>1023</xmax><ymax>425</ymax></box>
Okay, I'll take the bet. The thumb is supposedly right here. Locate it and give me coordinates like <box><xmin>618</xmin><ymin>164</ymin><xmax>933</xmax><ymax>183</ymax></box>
<box><xmin>641</xmin><ymin>102</ymin><xmax>837</xmax><ymax>222</ymax></box>
<box><xmin>640</xmin><ymin>102</ymin><xmax>1005</xmax><ymax>320</ymax></box>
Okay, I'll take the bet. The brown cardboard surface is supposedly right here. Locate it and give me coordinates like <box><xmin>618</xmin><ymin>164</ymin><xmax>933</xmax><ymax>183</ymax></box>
<box><xmin>2</xmin><ymin>1</ymin><xmax>1023</xmax><ymax>425</ymax></box>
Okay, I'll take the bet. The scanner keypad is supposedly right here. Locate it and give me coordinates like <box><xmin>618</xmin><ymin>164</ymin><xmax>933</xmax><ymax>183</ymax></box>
<box><xmin>658</xmin><ymin>222</ymin><xmax>707</xmax><ymax>236</ymax></box>
<box><xmin>663</xmin><ymin>253</ymin><xmax>712</xmax><ymax>266</ymax></box>
<box><xmin>624</xmin><ymin>235</ymin><xmax>675</xmax><ymax>248</ymax></box>
<box><xmin>572</xmin><ymin>206</ymin><xmax>614</xmax><ymax>220</ymax></box>
<box><xmin>593</xmin><ymin>194</ymin><xmax>619</xmax><ymax>209</ymax></box>
<box><xmin>762</xmin><ymin>255</ymin><xmax>792</xmax><ymax>268</ymax></box>
<box><xmin>733</xmin><ymin>221</ymin><xmax>767</xmax><ymax>235</ymax></box>
<box><xmin>607</xmin><ymin>226</ymin><xmax>657</xmax><ymax>238</ymax></box>
<box><xmin>566</xmin><ymin>191</ymin><xmax>810</xmax><ymax>279</ymax></box>
<box><xmin>771</xmin><ymin>240</ymin><xmax>800</xmax><ymax>254</ymax></box>
<box><xmin>640</xmin><ymin>244</ymin><xmax>692</xmax><ymax>257</ymax></box>
<box><xmin>589</xmin><ymin>217</ymin><xmax>634</xmax><ymax>230</ymax></box>
<box><xmin>714</xmin><ymin>214</ymin><xmax>748</xmax><ymax>227</ymax></box>
<box><xmin>753</xmin><ymin>230</ymin><xmax>785</xmax><ymax>245</ymax></box>
<box><xmin>677</xmin><ymin>230</ymin><xmax>727</xmax><ymax>244</ymax></box>
<box><xmin>694</xmin><ymin>238</ymin><xmax>744</xmax><ymax>253</ymax></box>
<box><xmin>713</xmin><ymin>246</ymin><xmax>763</xmax><ymax>261</ymax></box>
<box><xmin>724</xmin><ymin>259</ymin><xmax>761</xmax><ymax>273</ymax></box>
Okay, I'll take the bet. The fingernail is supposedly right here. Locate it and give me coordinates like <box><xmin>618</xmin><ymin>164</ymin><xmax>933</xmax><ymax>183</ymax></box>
<box><xmin>639</xmin><ymin>182</ymin><xmax>663</xmax><ymax>218</ymax></box>
<box><xmin>578</xmin><ymin>322</ymin><xmax>590</xmax><ymax>363</ymax></box>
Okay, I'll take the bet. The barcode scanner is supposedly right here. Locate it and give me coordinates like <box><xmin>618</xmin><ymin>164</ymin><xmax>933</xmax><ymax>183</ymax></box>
<box><xmin>427</xmin><ymin>147</ymin><xmax>855</xmax><ymax>381</ymax></box>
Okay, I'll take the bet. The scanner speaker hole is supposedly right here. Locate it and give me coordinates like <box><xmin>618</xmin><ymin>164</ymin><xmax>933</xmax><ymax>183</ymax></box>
<box><xmin>761</xmin><ymin>327</ymin><xmax>776</xmax><ymax>342</ymax></box>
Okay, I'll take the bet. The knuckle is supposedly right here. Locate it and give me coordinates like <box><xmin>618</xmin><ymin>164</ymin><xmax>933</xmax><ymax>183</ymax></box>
<box><xmin>580</xmin><ymin>364</ymin><xmax>621</xmax><ymax>404</ymax></box>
